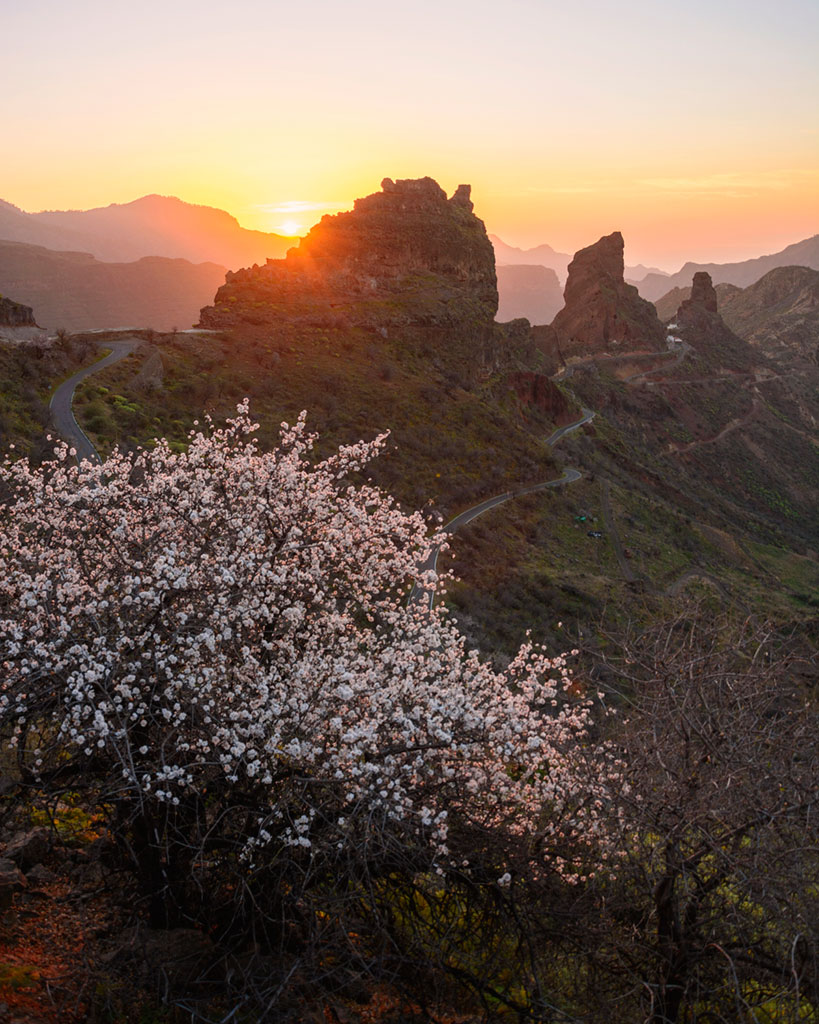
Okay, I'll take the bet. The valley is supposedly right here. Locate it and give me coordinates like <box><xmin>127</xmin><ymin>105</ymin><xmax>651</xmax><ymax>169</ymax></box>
<box><xmin>1</xmin><ymin>175</ymin><xmax>817</xmax><ymax>1024</ymax></box>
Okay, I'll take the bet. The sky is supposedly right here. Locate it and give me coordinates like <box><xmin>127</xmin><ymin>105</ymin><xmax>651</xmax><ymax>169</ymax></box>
<box><xmin>2</xmin><ymin>0</ymin><xmax>817</xmax><ymax>270</ymax></box>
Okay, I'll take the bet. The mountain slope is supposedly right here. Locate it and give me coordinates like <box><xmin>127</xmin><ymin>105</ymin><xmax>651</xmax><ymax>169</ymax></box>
<box><xmin>718</xmin><ymin>266</ymin><xmax>819</xmax><ymax>364</ymax></box>
<box><xmin>655</xmin><ymin>266</ymin><xmax>819</xmax><ymax>365</ymax></box>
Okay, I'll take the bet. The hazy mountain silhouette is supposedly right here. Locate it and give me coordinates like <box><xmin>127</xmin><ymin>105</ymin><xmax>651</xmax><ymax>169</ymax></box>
<box><xmin>491</xmin><ymin>233</ymin><xmax>665</xmax><ymax>285</ymax></box>
<box><xmin>633</xmin><ymin>235</ymin><xmax>819</xmax><ymax>302</ymax></box>
<box><xmin>0</xmin><ymin>199</ymin><xmax>106</xmax><ymax>254</ymax></box>
<box><xmin>496</xmin><ymin>265</ymin><xmax>564</xmax><ymax>325</ymax></box>
<box><xmin>0</xmin><ymin>240</ymin><xmax>226</xmax><ymax>331</ymax></box>
<box><xmin>0</xmin><ymin>195</ymin><xmax>292</xmax><ymax>270</ymax></box>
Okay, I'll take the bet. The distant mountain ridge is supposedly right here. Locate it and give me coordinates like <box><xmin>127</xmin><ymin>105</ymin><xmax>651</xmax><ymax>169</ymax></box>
<box><xmin>633</xmin><ymin>235</ymin><xmax>819</xmax><ymax>302</ymax></box>
<box><xmin>0</xmin><ymin>240</ymin><xmax>226</xmax><ymax>331</ymax></box>
<box><xmin>0</xmin><ymin>195</ymin><xmax>292</xmax><ymax>270</ymax></box>
<box><xmin>496</xmin><ymin>265</ymin><xmax>564</xmax><ymax>325</ymax></box>
<box><xmin>491</xmin><ymin>233</ymin><xmax>666</xmax><ymax>284</ymax></box>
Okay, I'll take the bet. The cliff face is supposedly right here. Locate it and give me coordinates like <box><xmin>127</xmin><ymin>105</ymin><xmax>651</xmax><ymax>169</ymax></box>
<box><xmin>550</xmin><ymin>231</ymin><xmax>665</xmax><ymax>361</ymax></box>
<box><xmin>0</xmin><ymin>295</ymin><xmax>36</xmax><ymax>327</ymax></box>
<box><xmin>200</xmin><ymin>178</ymin><xmax>497</xmax><ymax>332</ymax></box>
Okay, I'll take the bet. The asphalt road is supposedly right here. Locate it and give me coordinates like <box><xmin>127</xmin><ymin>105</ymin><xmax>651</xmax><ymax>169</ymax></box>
<box><xmin>49</xmin><ymin>339</ymin><xmax>138</xmax><ymax>464</ymax></box>
<box><xmin>410</xmin><ymin>410</ymin><xmax>594</xmax><ymax>609</ymax></box>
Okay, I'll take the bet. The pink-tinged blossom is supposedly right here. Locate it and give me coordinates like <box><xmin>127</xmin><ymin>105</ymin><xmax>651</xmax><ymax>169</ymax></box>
<box><xmin>0</xmin><ymin>403</ymin><xmax>619</xmax><ymax>877</ymax></box>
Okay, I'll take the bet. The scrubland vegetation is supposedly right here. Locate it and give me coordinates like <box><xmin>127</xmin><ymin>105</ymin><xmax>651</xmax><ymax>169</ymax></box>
<box><xmin>1</xmin><ymin>406</ymin><xmax>816</xmax><ymax>1022</ymax></box>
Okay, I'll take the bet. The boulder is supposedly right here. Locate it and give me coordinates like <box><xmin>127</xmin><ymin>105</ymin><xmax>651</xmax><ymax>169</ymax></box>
<box><xmin>0</xmin><ymin>857</ymin><xmax>26</xmax><ymax>912</ymax></box>
<box><xmin>3</xmin><ymin>828</ymin><xmax>51</xmax><ymax>871</ymax></box>
<box><xmin>25</xmin><ymin>863</ymin><xmax>56</xmax><ymax>887</ymax></box>
<box><xmin>0</xmin><ymin>295</ymin><xmax>36</xmax><ymax>327</ymax></box>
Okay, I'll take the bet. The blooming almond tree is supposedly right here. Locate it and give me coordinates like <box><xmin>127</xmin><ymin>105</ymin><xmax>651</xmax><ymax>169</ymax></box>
<box><xmin>0</xmin><ymin>404</ymin><xmax>616</xmax><ymax>1010</ymax></box>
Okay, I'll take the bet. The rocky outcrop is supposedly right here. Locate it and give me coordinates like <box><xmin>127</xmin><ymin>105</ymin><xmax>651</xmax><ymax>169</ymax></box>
<box><xmin>199</xmin><ymin>177</ymin><xmax>498</xmax><ymax>333</ymax></box>
<box><xmin>687</xmin><ymin>271</ymin><xmax>718</xmax><ymax>312</ymax></box>
<box><xmin>0</xmin><ymin>295</ymin><xmax>36</xmax><ymax>327</ymax></box>
<box><xmin>673</xmin><ymin>272</ymin><xmax>756</xmax><ymax>372</ymax></box>
<box><xmin>654</xmin><ymin>282</ymin><xmax>740</xmax><ymax>323</ymax></box>
<box><xmin>549</xmin><ymin>232</ymin><xmax>665</xmax><ymax>361</ymax></box>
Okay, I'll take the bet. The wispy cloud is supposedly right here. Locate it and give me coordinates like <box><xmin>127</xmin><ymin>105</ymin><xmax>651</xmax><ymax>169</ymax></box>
<box><xmin>255</xmin><ymin>200</ymin><xmax>347</xmax><ymax>215</ymax></box>
<box><xmin>637</xmin><ymin>171</ymin><xmax>815</xmax><ymax>197</ymax></box>
<box><xmin>520</xmin><ymin>169</ymin><xmax>818</xmax><ymax>201</ymax></box>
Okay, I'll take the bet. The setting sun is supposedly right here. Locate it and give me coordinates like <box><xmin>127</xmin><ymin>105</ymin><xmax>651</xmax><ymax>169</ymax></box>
<box><xmin>276</xmin><ymin>220</ymin><xmax>303</xmax><ymax>237</ymax></box>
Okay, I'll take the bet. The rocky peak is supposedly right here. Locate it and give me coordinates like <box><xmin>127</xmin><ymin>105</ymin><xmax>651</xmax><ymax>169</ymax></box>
<box><xmin>674</xmin><ymin>271</ymin><xmax>757</xmax><ymax>372</ymax></box>
<box><xmin>449</xmin><ymin>184</ymin><xmax>474</xmax><ymax>211</ymax></box>
<box><xmin>200</xmin><ymin>176</ymin><xmax>498</xmax><ymax>330</ymax></box>
<box><xmin>549</xmin><ymin>232</ymin><xmax>665</xmax><ymax>361</ymax></box>
<box><xmin>0</xmin><ymin>295</ymin><xmax>36</xmax><ymax>328</ymax></box>
<box><xmin>563</xmin><ymin>231</ymin><xmax>626</xmax><ymax>304</ymax></box>
<box><xmin>688</xmin><ymin>271</ymin><xmax>719</xmax><ymax>312</ymax></box>
<box><xmin>676</xmin><ymin>271</ymin><xmax>721</xmax><ymax>324</ymax></box>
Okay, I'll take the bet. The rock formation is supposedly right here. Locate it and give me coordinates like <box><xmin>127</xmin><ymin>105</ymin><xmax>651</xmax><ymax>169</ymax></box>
<box><xmin>549</xmin><ymin>231</ymin><xmax>665</xmax><ymax>361</ymax></box>
<box><xmin>199</xmin><ymin>178</ymin><xmax>497</xmax><ymax>333</ymax></box>
<box><xmin>657</xmin><ymin>267</ymin><xmax>819</xmax><ymax>366</ymax></box>
<box><xmin>673</xmin><ymin>271</ymin><xmax>756</xmax><ymax>372</ymax></box>
<box><xmin>654</xmin><ymin>282</ymin><xmax>741</xmax><ymax>323</ymax></box>
<box><xmin>686</xmin><ymin>271</ymin><xmax>719</xmax><ymax>313</ymax></box>
<box><xmin>0</xmin><ymin>295</ymin><xmax>36</xmax><ymax>328</ymax></box>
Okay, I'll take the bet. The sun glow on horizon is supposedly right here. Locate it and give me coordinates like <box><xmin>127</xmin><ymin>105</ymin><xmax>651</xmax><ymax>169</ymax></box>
<box><xmin>276</xmin><ymin>220</ymin><xmax>304</xmax><ymax>237</ymax></box>
<box><xmin>0</xmin><ymin>0</ymin><xmax>816</xmax><ymax>269</ymax></box>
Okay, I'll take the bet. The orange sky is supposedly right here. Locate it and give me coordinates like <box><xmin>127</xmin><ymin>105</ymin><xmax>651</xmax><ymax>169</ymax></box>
<box><xmin>2</xmin><ymin>0</ymin><xmax>817</xmax><ymax>270</ymax></box>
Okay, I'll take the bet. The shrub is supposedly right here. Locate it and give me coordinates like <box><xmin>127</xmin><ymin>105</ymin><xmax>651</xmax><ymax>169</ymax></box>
<box><xmin>0</xmin><ymin>403</ymin><xmax>616</xmax><ymax>1016</ymax></box>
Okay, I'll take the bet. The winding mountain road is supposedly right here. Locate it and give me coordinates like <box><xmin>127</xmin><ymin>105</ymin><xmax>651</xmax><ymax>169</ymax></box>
<box><xmin>48</xmin><ymin>340</ymin><xmax>736</xmax><ymax>612</ymax></box>
<box><xmin>410</xmin><ymin>409</ymin><xmax>594</xmax><ymax>609</ymax></box>
<box><xmin>49</xmin><ymin>339</ymin><xmax>139</xmax><ymax>464</ymax></box>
